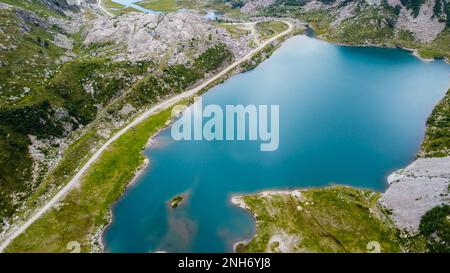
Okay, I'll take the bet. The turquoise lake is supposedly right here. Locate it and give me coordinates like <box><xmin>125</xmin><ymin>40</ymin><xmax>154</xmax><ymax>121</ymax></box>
<box><xmin>103</xmin><ymin>35</ymin><xmax>450</xmax><ymax>253</ymax></box>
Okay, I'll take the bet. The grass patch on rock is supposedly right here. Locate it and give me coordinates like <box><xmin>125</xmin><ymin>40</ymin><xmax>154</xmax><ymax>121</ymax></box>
<box><xmin>136</xmin><ymin>0</ymin><xmax>179</xmax><ymax>12</ymax></box>
<box><xmin>255</xmin><ymin>21</ymin><xmax>289</xmax><ymax>41</ymax></box>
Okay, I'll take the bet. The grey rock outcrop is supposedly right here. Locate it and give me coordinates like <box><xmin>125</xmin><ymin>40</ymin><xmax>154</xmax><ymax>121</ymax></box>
<box><xmin>381</xmin><ymin>157</ymin><xmax>450</xmax><ymax>232</ymax></box>
<box><xmin>83</xmin><ymin>10</ymin><xmax>253</xmax><ymax>63</ymax></box>
<box><xmin>389</xmin><ymin>0</ymin><xmax>446</xmax><ymax>42</ymax></box>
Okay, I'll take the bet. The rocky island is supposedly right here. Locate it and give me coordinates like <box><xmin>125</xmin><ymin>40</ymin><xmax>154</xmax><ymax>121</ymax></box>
<box><xmin>169</xmin><ymin>195</ymin><xmax>185</xmax><ymax>208</ymax></box>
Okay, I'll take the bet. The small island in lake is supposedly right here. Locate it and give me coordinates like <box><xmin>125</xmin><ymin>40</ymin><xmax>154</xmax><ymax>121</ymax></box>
<box><xmin>169</xmin><ymin>195</ymin><xmax>186</xmax><ymax>208</ymax></box>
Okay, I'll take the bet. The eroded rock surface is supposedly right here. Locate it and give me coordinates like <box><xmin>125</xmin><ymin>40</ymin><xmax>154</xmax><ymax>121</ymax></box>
<box><xmin>381</xmin><ymin>157</ymin><xmax>450</xmax><ymax>232</ymax></box>
<box><xmin>84</xmin><ymin>11</ymin><xmax>253</xmax><ymax>63</ymax></box>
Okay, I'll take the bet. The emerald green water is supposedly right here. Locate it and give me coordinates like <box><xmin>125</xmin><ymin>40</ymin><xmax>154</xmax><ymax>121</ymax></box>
<box><xmin>104</xmin><ymin>35</ymin><xmax>450</xmax><ymax>253</ymax></box>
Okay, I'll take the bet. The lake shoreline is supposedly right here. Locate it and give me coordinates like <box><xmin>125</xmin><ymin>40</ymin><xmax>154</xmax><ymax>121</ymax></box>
<box><xmin>227</xmin><ymin>33</ymin><xmax>449</xmax><ymax>252</ymax></box>
<box><xmin>231</xmin><ymin>155</ymin><xmax>450</xmax><ymax>252</ymax></box>
<box><xmin>102</xmin><ymin>32</ymin><xmax>449</xmax><ymax>253</ymax></box>
<box><xmin>96</xmin><ymin>144</ymin><xmax>150</xmax><ymax>252</ymax></box>
<box><xmin>98</xmin><ymin>23</ymin><xmax>298</xmax><ymax>253</ymax></box>
<box><xmin>226</xmin><ymin>34</ymin><xmax>450</xmax><ymax>251</ymax></box>
<box><xmin>310</xmin><ymin>31</ymin><xmax>449</xmax><ymax>64</ymax></box>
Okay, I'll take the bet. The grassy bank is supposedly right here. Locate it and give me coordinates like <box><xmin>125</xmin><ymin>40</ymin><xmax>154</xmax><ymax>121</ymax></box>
<box><xmin>5</xmin><ymin>100</ymin><xmax>191</xmax><ymax>252</ymax></box>
<box><xmin>2</xmin><ymin>23</ymin><xmax>291</xmax><ymax>250</ymax></box>
<box><xmin>4</xmin><ymin>36</ymin><xmax>250</xmax><ymax>251</ymax></box>
<box><xmin>217</xmin><ymin>23</ymin><xmax>251</xmax><ymax>39</ymax></box>
<box><xmin>136</xmin><ymin>0</ymin><xmax>181</xmax><ymax>12</ymax></box>
<box><xmin>235</xmin><ymin>186</ymin><xmax>408</xmax><ymax>253</ymax></box>
<box><xmin>256</xmin><ymin>21</ymin><xmax>289</xmax><ymax>41</ymax></box>
<box><xmin>0</xmin><ymin>26</ymin><xmax>235</xmax><ymax>248</ymax></box>
<box><xmin>421</xmin><ymin>88</ymin><xmax>450</xmax><ymax>157</ymax></box>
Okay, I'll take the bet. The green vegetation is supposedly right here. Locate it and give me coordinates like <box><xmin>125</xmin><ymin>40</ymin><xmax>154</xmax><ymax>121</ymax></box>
<box><xmin>0</xmin><ymin>55</ymin><xmax>155</xmax><ymax>219</ymax></box>
<box><xmin>242</xmin><ymin>24</ymin><xmax>301</xmax><ymax>71</ymax></box>
<box><xmin>0</xmin><ymin>0</ymin><xmax>194</xmax><ymax>220</ymax></box>
<box><xmin>2</xmin><ymin>0</ymin><xmax>447</xmax><ymax>254</ymax></box>
<box><xmin>255</xmin><ymin>21</ymin><xmax>289</xmax><ymax>41</ymax></box>
<box><xmin>0</xmin><ymin>8</ymin><xmax>64</xmax><ymax>107</ymax></box>
<box><xmin>102</xmin><ymin>0</ymin><xmax>125</xmax><ymax>10</ymax></box>
<box><xmin>236</xmin><ymin>186</ymin><xmax>407</xmax><ymax>253</ymax></box>
<box><xmin>136</xmin><ymin>0</ymin><xmax>180</xmax><ymax>12</ymax></box>
<box><xmin>170</xmin><ymin>195</ymin><xmax>184</xmax><ymax>208</ymax></box>
<box><xmin>47</xmin><ymin>58</ymin><xmax>152</xmax><ymax>125</ymax></box>
<box><xmin>194</xmin><ymin>44</ymin><xmax>232</xmax><ymax>72</ymax></box>
<box><xmin>24</xmin><ymin>130</ymin><xmax>102</xmax><ymax>212</ymax></box>
<box><xmin>415</xmin><ymin>28</ymin><xmax>450</xmax><ymax>60</ymax></box>
<box><xmin>433</xmin><ymin>0</ymin><xmax>443</xmax><ymax>19</ymax></box>
<box><xmin>327</xmin><ymin>6</ymin><xmax>397</xmax><ymax>45</ymax></box>
<box><xmin>104</xmin><ymin>0</ymin><xmax>247</xmax><ymax>17</ymax></box>
<box><xmin>4</xmin><ymin>40</ymin><xmax>237</xmax><ymax>249</ymax></box>
<box><xmin>242</xmin><ymin>43</ymin><xmax>277</xmax><ymax>71</ymax></box>
<box><xmin>0</xmin><ymin>127</ymin><xmax>33</xmax><ymax>218</ymax></box>
<box><xmin>125</xmin><ymin>44</ymin><xmax>231</xmax><ymax>108</ymax></box>
<box><xmin>419</xmin><ymin>204</ymin><xmax>450</xmax><ymax>252</ymax></box>
<box><xmin>0</xmin><ymin>0</ymin><xmax>234</xmax><ymax>233</ymax></box>
<box><xmin>0</xmin><ymin>100</ymin><xmax>65</xmax><ymax>138</ymax></box>
<box><xmin>4</xmin><ymin>39</ymin><xmax>233</xmax><ymax>251</ymax></box>
<box><xmin>445</xmin><ymin>1</ymin><xmax>450</xmax><ymax>27</ymax></box>
<box><xmin>433</xmin><ymin>0</ymin><xmax>450</xmax><ymax>27</ymax></box>
<box><xmin>0</xmin><ymin>25</ymin><xmax>152</xmax><ymax>217</ymax></box>
<box><xmin>421</xmin><ymin>89</ymin><xmax>450</xmax><ymax>157</ymax></box>
<box><xmin>0</xmin><ymin>6</ymin><xmax>65</xmax><ymax>218</ymax></box>
<box><xmin>275</xmin><ymin>0</ymin><xmax>307</xmax><ymax>6</ymax></box>
<box><xmin>0</xmin><ymin>1</ymin><xmax>79</xmax><ymax>218</ymax></box>
<box><xmin>400</xmin><ymin>0</ymin><xmax>425</xmax><ymax>17</ymax></box>
<box><xmin>258</xmin><ymin>1</ymin><xmax>450</xmax><ymax>60</ymax></box>
<box><xmin>102</xmin><ymin>0</ymin><xmax>141</xmax><ymax>15</ymax></box>
<box><xmin>208</xmin><ymin>0</ymin><xmax>246</xmax><ymax>18</ymax></box>
<box><xmin>259</xmin><ymin>5</ymin><xmax>333</xmax><ymax>36</ymax></box>
<box><xmin>0</xmin><ymin>0</ymin><xmax>67</xmax><ymax>18</ymax></box>
<box><xmin>136</xmin><ymin>0</ymin><xmax>218</xmax><ymax>13</ymax></box>
<box><xmin>219</xmin><ymin>0</ymin><xmax>245</xmax><ymax>9</ymax></box>
<box><xmin>218</xmin><ymin>23</ymin><xmax>250</xmax><ymax>39</ymax></box>
<box><xmin>14</xmin><ymin>54</ymin><xmax>188</xmax><ymax>225</ymax></box>
<box><xmin>5</xmin><ymin>102</ymin><xmax>185</xmax><ymax>252</ymax></box>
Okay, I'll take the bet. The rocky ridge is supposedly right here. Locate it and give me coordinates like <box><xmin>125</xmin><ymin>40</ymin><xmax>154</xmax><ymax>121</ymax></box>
<box><xmin>84</xmin><ymin>10</ymin><xmax>253</xmax><ymax>63</ymax></box>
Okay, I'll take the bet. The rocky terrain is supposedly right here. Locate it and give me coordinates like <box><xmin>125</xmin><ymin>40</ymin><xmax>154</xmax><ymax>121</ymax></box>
<box><xmin>83</xmin><ymin>11</ymin><xmax>253</xmax><ymax>63</ymax></box>
<box><xmin>234</xmin><ymin>0</ymin><xmax>450</xmax><ymax>59</ymax></box>
<box><xmin>390</xmin><ymin>0</ymin><xmax>446</xmax><ymax>42</ymax></box>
